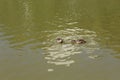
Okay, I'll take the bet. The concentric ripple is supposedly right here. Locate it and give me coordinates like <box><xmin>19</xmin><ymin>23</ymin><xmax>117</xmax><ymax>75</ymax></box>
<box><xmin>42</xmin><ymin>27</ymin><xmax>100</xmax><ymax>66</ymax></box>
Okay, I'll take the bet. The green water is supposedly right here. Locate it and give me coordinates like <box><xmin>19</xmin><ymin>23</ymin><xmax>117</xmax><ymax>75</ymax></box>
<box><xmin>0</xmin><ymin>0</ymin><xmax>120</xmax><ymax>80</ymax></box>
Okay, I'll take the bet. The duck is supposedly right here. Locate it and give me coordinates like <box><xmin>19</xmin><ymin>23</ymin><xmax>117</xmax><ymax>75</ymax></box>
<box><xmin>71</xmin><ymin>39</ymin><xmax>86</xmax><ymax>44</ymax></box>
<box><xmin>56</xmin><ymin>38</ymin><xmax>64</xmax><ymax>44</ymax></box>
<box><xmin>76</xmin><ymin>39</ymin><xmax>86</xmax><ymax>44</ymax></box>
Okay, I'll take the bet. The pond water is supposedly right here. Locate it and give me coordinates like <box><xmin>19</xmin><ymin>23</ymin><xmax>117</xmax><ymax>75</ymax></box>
<box><xmin>0</xmin><ymin>0</ymin><xmax>120</xmax><ymax>80</ymax></box>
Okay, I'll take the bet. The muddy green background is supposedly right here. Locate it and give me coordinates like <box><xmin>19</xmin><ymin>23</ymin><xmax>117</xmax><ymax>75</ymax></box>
<box><xmin>0</xmin><ymin>0</ymin><xmax>120</xmax><ymax>80</ymax></box>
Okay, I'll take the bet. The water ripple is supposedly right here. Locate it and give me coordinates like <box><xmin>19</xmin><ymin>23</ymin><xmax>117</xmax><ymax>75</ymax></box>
<box><xmin>42</xmin><ymin>27</ymin><xmax>99</xmax><ymax>66</ymax></box>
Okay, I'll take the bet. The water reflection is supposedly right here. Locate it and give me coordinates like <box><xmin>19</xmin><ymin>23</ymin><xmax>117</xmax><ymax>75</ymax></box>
<box><xmin>18</xmin><ymin>0</ymin><xmax>34</xmax><ymax>32</ymax></box>
<box><xmin>0</xmin><ymin>0</ymin><xmax>35</xmax><ymax>49</ymax></box>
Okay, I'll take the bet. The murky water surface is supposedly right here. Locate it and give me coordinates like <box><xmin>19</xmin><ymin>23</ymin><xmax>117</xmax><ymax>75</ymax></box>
<box><xmin>0</xmin><ymin>0</ymin><xmax>120</xmax><ymax>80</ymax></box>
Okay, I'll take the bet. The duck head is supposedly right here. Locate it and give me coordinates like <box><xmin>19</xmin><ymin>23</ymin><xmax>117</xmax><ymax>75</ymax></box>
<box><xmin>56</xmin><ymin>38</ymin><xmax>64</xmax><ymax>44</ymax></box>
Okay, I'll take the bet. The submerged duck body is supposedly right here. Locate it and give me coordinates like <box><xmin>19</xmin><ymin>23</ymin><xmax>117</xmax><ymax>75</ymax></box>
<box><xmin>76</xmin><ymin>39</ymin><xmax>86</xmax><ymax>44</ymax></box>
<box><xmin>71</xmin><ymin>39</ymin><xmax>86</xmax><ymax>44</ymax></box>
